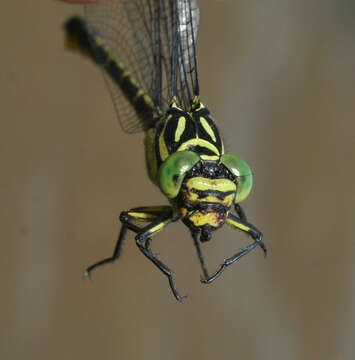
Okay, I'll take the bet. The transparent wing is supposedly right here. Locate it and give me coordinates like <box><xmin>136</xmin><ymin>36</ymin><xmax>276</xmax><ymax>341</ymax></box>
<box><xmin>175</xmin><ymin>0</ymin><xmax>200</xmax><ymax>107</ymax></box>
<box><xmin>85</xmin><ymin>0</ymin><xmax>200</xmax><ymax>133</ymax></box>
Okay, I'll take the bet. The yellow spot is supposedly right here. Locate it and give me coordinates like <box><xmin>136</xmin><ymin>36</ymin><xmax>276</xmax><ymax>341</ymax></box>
<box><xmin>200</xmin><ymin>117</ymin><xmax>216</xmax><ymax>142</ymax></box>
<box><xmin>95</xmin><ymin>37</ymin><xmax>104</xmax><ymax>46</ymax></box>
<box><xmin>143</xmin><ymin>94</ymin><xmax>154</xmax><ymax>107</ymax></box>
<box><xmin>190</xmin><ymin>96</ymin><xmax>200</xmax><ymax>110</ymax></box>
<box><xmin>189</xmin><ymin>211</ymin><xmax>221</xmax><ymax>228</ymax></box>
<box><xmin>170</xmin><ymin>98</ymin><xmax>182</xmax><ymax>110</ymax></box>
<box><xmin>128</xmin><ymin>77</ymin><xmax>138</xmax><ymax>87</ymax></box>
<box><xmin>110</xmin><ymin>58</ymin><xmax>124</xmax><ymax>71</ymax></box>
<box><xmin>175</xmin><ymin>116</ymin><xmax>186</xmax><ymax>142</ymax></box>
<box><xmin>134</xmin><ymin>89</ymin><xmax>144</xmax><ymax>100</ymax></box>
<box><xmin>200</xmin><ymin>155</ymin><xmax>219</xmax><ymax>161</ymax></box>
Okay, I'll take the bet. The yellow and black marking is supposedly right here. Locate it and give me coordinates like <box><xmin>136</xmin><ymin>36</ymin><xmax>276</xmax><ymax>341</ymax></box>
<box><xmin>144</xmin><ymin>97</ymin><xmax>225</xmax><ymax>180</ymax></box>
<box><xmin>156</xmin><ymin>99</ymin><xmax>224</xmax><ymax>165</ymax></box>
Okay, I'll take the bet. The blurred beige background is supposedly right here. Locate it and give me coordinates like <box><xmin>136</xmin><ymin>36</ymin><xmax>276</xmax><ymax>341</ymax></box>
<box><xmin>1</xmin><ymin>1</ymin><xmax>354</xmax><ymax>359</ymax></box>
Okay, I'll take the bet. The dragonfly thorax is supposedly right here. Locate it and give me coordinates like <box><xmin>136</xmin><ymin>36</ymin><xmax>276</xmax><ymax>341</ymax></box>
<box><xmin>144</xmin><ymin>100</ymin><xmax>225</xmax><ymax>185</ymax></box>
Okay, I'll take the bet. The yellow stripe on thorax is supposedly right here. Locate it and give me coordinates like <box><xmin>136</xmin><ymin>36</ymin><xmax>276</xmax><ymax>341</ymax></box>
<box><xmin>177</xmin><ymin>138</ymin><xmax>220</xmax><ymax>155</ymax></box>
<box><xmin>158</xmin><ymin>115</ymin><xmax>172</xmax><ymax>162</ymax></box>
<box><xmin>175</xmin><ymin>116</ymin><xmax>186</xmax><ymax>142</ymax></box>
<box><xmin>200</xmin><ymin>117</ymin><xmax>216</xmax><ymax>142</ymax></box>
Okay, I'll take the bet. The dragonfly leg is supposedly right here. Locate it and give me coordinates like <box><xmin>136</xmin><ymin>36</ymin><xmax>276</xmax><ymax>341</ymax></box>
<box><xmin>84</xmin><ymin>224</ymin><xmax>130</xmax><ymax>277</ymax></box>
<box><xmin>117</xmin><ymin>206</ymin><xmax>184</xmax><ymax>302</ymax></box>
<box><xmin>130</xmin><ymin>213</ymin><xmax>184</xmax><ymax>302</ymax></box>
<box><xmin>191</xmin><ymin>230</ymin><xmax>210</xmax><ymax>281</ymax></box>
<box><xmin>234</xmin><ymin>203</ymin><xmax>247</xmax><ymax>221</ymax></box>
<box><xmin>84</xmin><ymin>206</ymin><xmax>172</xmax><ymax>276</ymax></box>
<box><xmin>201</xmin><ymin>213</ymin><xmax>266</xmax><ymax>284</ymax></box>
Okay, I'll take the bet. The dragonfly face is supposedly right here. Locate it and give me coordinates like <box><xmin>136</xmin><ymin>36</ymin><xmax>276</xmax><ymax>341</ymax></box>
<box><xmin>178</xmin><ymin>164</ymin><xmax>237</xmax><ymax>242</ymax></box>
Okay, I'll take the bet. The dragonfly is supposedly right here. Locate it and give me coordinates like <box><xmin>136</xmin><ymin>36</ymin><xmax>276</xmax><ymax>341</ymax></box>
<box><xmin>65</xmin><ymin>0</ymin><xmax>266</xmax><ymax>302</ymax></box>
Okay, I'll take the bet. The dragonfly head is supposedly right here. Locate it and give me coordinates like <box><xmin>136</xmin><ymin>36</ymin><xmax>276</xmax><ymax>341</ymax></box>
<box><xmin>177</xmin><ymin>167</ymin><xmax>236</xmax><ymax>241</ymax></box>
<box><xmin>158</xmin><ymin>151</ymin><xmax>253</xmax><ymax>241</ymax></box>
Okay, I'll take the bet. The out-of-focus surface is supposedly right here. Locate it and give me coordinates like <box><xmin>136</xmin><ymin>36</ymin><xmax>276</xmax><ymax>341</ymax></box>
<box><xmin>1</xmin><ymin>1</ymin><xmax>354</xmax><ymax>359</ymax></box>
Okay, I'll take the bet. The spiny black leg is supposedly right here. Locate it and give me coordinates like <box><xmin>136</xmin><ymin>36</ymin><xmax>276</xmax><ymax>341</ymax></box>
<box><xmin>235</xmin><ymin>204</ymin><xmax>247</xmax><ymax>221</ymax></box>
<box><xmin>136</xmin><ymin>233</ymin><xmax>183</xmax><ymax>302</ymax></box>
<box><xmin>119</xmin><ymin>209</ymin><xmax>180</xmax><ymax>301</ymax></box>
<box><xmin>201</xmin><ymin>213</ymin><xmax>266</xmax><ymax>284</ymax></box>
<box><xmin>84</xmin><ymin>224</ymin><xmax>128</xmax><ymax>277</ymax></box>
<box><xmin>144</xmin><ymin>237</ymin><xmax>160</xmax><ymax>257</ymax></box>
<box><xmin>84</xmin><ymin>206</ymin><xmax>178</xmax><ymax>300</ymax></box>
<box><xmin>191</xmin><ymin>230</ymin><xmax>210</xmax><ymax>280</ymax></box>
<box><xmin>256</xmin><ymin>234</ymin><xmax>267</xmax><ymax>256</ymax></box>
<box><xmin>247</xmin><ymin>225</ymin><xmax>267</xmax><ymax>257</ymax></box>
<box><xmin>201</xmin><ymin>240</ymin><xmax>260</xmax><ymax>284</ymax></box>
<box><xmin>145</xmin><ymin>237</ymin><xmax>151</xmax><ymax>251</ymax></box>
<box><xmin>229</xmin><ymin>213</ymin><xmax>267</xmax><ymax>256</ymax></box>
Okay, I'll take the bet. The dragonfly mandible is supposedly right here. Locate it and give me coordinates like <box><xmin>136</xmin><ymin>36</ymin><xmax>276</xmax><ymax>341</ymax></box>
<box><xmin>65</xmin><ymin>0</ymin><xmax>266</xmax><ymax>302</ymax></box>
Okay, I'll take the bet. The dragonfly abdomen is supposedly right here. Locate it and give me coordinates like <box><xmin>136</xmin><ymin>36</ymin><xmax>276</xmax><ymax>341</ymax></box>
<box><xmin>65</xmin><ymin>17</ymin><xmax>161</xmax><ymax>130</ymax></box>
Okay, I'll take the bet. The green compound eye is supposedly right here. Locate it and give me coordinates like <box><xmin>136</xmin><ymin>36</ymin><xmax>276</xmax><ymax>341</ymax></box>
<box><xmin>158</xmin><ymin>151</ymin><xmax>200</xmax><ymax>199</ymax></box>
<box><xmin>220</xmin><ymin>154</ymin><xmax>253</xmax><ymax>203</ymax></box>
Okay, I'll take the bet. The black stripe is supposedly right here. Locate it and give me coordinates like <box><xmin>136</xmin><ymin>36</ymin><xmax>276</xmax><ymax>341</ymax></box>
<box><xmin>190</xmin><ymin>145</ymin><xmax>216</xmax><ymax>156</ymax></box>
<box><xmin>184</xmin><ymin>201</ymin><xmax>230</xmax><ymax>213</ymax></box>
<box><xmin>154</xmin><ymin>119</ymin><xmax>165</xmax><ymax>166</ymax></box>
<box><xmin>189</xmin><ymin>189</ymin><xmax>235</xmax><ymax>201</ymax></box>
